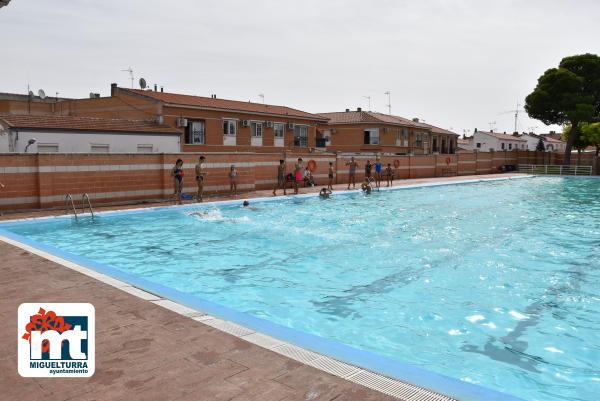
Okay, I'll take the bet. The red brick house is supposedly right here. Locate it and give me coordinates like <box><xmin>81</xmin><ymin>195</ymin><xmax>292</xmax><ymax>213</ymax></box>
<box><xmin>317</xmin><ymin>109</ymin><xmax>458</xmax><ymax>154</ymax></box>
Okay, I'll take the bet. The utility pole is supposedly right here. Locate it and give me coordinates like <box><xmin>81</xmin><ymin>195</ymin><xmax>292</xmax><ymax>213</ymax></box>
<box><xmin>384</xmin><ymin>91</ymin><xmax>391</xmax><ymax>115</ymax></box>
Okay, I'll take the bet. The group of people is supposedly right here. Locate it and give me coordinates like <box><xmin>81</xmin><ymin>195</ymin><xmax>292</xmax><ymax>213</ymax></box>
<box><xmin>171</xmin><ymin>155</ymin><xmax>396</xmax><ymax>204</ymax></box>
<box><xmin>346</xmin><ymin>156</ymin><xmax>394</xmax><ymax>190</ymax></box>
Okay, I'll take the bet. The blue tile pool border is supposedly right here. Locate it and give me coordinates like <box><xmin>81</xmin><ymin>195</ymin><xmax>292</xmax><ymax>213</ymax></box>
<box><xmin>0</xmin><ymin>174</ymin><xmax>555</xmax><ymax>401</ymax></box>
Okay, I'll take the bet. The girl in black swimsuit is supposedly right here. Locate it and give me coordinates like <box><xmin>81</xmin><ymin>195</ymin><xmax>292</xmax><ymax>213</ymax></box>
<box><xmin>171</xmin><ymin>159</ymin><xmax>184</xmax><ymax>204</ymax></box>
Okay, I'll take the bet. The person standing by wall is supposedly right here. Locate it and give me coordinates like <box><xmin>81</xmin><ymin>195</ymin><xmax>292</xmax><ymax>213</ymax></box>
<box><xmin>171</xmin><ymin>159</ymin><xmax>184</xmax><ymax>205</ymax></box>
<box><xmin>195</xmin><ymin>155</ymin><xmax>206</xmax><ymax>202</ymax></box>
<box><xmin>345</xmin><ymin>157</ymin><xmax>359</xmax><ymax>190</ymax></box>
<box><xmin>229</xmin><ymin>165</ymin><xmax>238</xmax><ymax>196</ymax></box>
<box><xmin>273</xmin><ymin>159</ymin><xmax>287</xmax><ymax>196</ymax></box>
<box><xmin>365</xmin><ymin>160</ymin><xmax>372</xmax><ymax>179</ymax></box>
<box><xmin>294</xmin><ymin>158</ymin><xmax>304</xmax><ymax>195</ymax></box>
<box><xmin>374</xmin><ymin>156</ymin><xmax>383</xmax><ymax>188</ymax></box>
<box><xmin>327</xmin><ymin>161</ymin><xmax>334</xmax><ymax>191</ymax></box>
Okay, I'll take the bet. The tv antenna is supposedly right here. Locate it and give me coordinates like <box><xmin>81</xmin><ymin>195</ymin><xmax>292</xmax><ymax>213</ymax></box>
<box><xmin>384</xmin><ymin>91</ymin><xmax>391</xmax><ymax>115</ymax></box>
<box><xmin>139</xmin><ymin>77</ymin><xmax>147</xmax><ymax>89</ymax></box>
<box><xmin>258</xmin><ymin>93</ymin><xmax>264</xmax><ymax>104</ymax></box>
<box><xmin>362</xmin><ymin>95</ymin><xmax>371</xmax><ymax>111</ymax></box>
<box><xmin>488</xmin><ymin>121</ymin><xmax>497</xmax><ymax>131</ymax></box>
<box><xmin>498</xmin><ymin>102</ymin><xmax>524</xmax><ymax>132</ymax></box>
<box><xmin>121</xmin><ymin>67</ymin><xmax>134</xmax><ymax>88</ymax></box>
<box><xmin>37</xmin><ymin>89</ymin><xmax>46</xmax><ymax>99</ymax></box>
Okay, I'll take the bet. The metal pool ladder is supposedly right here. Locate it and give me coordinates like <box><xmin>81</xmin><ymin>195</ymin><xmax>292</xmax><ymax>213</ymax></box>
<box><xmin>65</xmin><ymin>194</ymin><xmax>78</xmax><ymax>220</ymax></box>
<box><xmin>81</xmin><ymin>193</ymin><xmax>95</xmax><ymax>219</ymax></box>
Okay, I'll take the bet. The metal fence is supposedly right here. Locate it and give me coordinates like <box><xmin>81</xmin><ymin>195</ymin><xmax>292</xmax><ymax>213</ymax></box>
<box><xmin>518</xmin><ymin>164</ymin><xmax>593</xmax><ymax>176</ymax></box>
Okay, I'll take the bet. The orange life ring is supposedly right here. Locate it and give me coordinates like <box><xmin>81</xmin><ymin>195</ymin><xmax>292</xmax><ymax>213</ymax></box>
<box><xmin>393</xmin><ymin>159</ymin><xmax>400</xmax><ymax>168</ymax></box>
<box><xmin>307</xmin><ymin>159</ymin><xmax>317</xmax><ymax>172</ymax></box>
<box><xmin>445</xmin><ymin>157</ymin><xmax>451</xmax><ymax>166</ymax></box>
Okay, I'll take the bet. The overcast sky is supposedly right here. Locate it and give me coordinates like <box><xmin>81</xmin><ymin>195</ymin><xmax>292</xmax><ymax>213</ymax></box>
<box><xmin>1</xmin><ymin>0</ymin><xmax>599</xmax><ymax>135</ymax></box>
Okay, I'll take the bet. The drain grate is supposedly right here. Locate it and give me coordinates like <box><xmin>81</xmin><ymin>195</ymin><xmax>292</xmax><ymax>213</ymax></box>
<box><xmin>202</xmin><ymin>318</ymin><xmax>255</xmax><ymax>337</ymax></box>
<box><xmin>271</xmin><ymin>344</ymin><xmax>321</xmax><ymax>364</ymax></box>
<box><xmin>305</xmin><ymin>356</ymin><xmax>360</xmax><ymax>379</ymax></box>
<box><xmin>241</xmin><ymin>332</ymin><xmax>284</xmax><ymax>349</ymax></box>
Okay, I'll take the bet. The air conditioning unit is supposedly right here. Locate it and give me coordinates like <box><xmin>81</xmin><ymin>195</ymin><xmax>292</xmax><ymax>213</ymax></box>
<box><xmin>265</xmin><ymin>121</ymin><xmax>273</xmax><ymax>128</ymax></box>
<box><xmin>176</xmin><ymin>117</ymin><xmax>188</xmax><ymax>127</ymax></box>
<box><xmin>241</xmin><ymin>120</ymin><xmax>249</xmax><ymax>127</ymax></box>
<box><xmin>287</xmin><ymin>123</ymin><xmax>295</xmax><ymax>130</ymax></box>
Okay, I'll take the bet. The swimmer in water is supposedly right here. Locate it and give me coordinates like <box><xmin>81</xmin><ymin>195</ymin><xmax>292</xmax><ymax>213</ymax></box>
<box><xmin>242</xmin><ymin>200</ymin><xmax>258</xmax><ymax>211</ymax></box>
<box><xmin>319</xmin><ymin>187</ymin><xmax>332</xmax><ymax>199</ymax></box>
<box><xmin>361</xmin><ymin>177</ymin><xmax>372</xmax><ymax>194</ymax></box>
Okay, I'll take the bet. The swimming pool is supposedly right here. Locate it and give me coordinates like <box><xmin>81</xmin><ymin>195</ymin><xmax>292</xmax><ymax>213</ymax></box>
<box><xmin>2</xmin><ymin>176</ymin><xmax>599</xmax><ymax>401</ymax></box>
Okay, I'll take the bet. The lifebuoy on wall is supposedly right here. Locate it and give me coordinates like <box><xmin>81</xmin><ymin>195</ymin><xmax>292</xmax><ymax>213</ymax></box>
<box><xmin>307</xmin><ymin>159</ymin><xmax>317</xmax><ymax>172</ymax></box>
<box><xmin>445</xmin><ymin>157</ymin><xmax>451</xmax><ymax>166</ymax></box>
<box><xmin>393</xmin><ymin>159</ymin><xmax>400</xmax><ymax>168</ymax></box>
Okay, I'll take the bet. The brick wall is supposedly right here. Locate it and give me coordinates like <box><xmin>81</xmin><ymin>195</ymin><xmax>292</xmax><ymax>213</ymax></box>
<box><xmin>3</xmin><ymin>150</ymin><xmax>587</xmax><ymax>212</ymax></box>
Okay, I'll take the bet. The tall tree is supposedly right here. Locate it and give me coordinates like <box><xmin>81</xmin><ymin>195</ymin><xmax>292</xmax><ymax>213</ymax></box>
<box><xmin>535</xmin><ymin>137</ymin><xmax>545</xmax><ymax>152</ymax></box>
<box><xmin>525</xmin><ymin>53</ymin><xmax>600</xmax><ymax>165</ymax></box>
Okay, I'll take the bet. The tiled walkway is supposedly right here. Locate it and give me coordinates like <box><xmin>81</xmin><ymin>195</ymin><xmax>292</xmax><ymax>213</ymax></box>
<box><xmin>0</xmin><ymin>174</ymin><xmax>525</xmax><ymax>400</ymax></box>
<box><xmin>0</xmin><ymin>242</ymin><xmax>398</xmax><ymax>401</ymax></box>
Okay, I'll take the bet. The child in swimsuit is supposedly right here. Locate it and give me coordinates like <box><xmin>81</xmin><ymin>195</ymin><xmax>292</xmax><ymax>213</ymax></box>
<box><xmin>273</xmin><ymin>159</ymin><xmax>287</xmax><ymax>196</ymax></box>
<box><xmin>171</xmin><ymin>159</ymin><xmax>184</xmax><ymax>204</ymax></box>
<box><xmin>386</xmin><ymin>163</ymin><xmax>394</xmax><ymax>187</ymax></box>
<box><xmin>374</xmin><ymin>157</ymin><xmax>383</xmax><ymax>188</ymax></box>
<box><xmin>229</xmin><ymin>165</ymin><xmax>238</xmax><ymax>196</ymax></box>
<box><xmin>195</xmin><ymin>155</ymin><xmax>206</xmax><ymax>202</ymax></box>
<box><xmin>327</xmin><ymin>162</ymin><xmax>334</xmax><ymax>191</ymax></box>
<box><xmin>294</xmin><ymin>158</ymin><xmax>303</xmax><ymax>194</ymax></box>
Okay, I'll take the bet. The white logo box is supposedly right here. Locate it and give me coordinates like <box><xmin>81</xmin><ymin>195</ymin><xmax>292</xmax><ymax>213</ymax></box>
<box><xmin>18</xmin><ymin>303</ymin><xmax>95</xmax><ymax>377</ymax></box>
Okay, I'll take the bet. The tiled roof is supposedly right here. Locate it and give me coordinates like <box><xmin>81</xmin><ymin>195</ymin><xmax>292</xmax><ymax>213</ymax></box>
<box><xmin>477</xmin><ymin>130</ymin><xmax>526</xmax><ymax>142</ymax></box>
<box><xmin>543</xmin><ymin>136</ymin><xmax>564</xmax><ymax>143</ymax></box>
<box><xmin>317</xmin><ymin>110</ymin><xmax>458</xmax><ymax>136</ymax></box>
<box><xmin>0</xmin><ymin>114</ymin><xmax>181</xmax><ymax>134</ymax></box>
<box><xmin>124</xmin><ymin>88</ymin><xmax>326</xmax><ymax>121</ymax></box>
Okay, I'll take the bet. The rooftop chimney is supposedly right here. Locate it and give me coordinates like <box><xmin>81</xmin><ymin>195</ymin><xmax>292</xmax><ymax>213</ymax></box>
<box><xmin>160</xmin><ymin>86</ymin><xmax>164</xmax><ymax>93</ymax></box>
<box><xmin>345</xmin><ymin>108</ymin><xmax>350</xmax><ymax>112</ymax></box>
<box><xmin>412</xmin><ymin>118</ymin><xmax>419</xmax><ymax>122</ymax></box>
<box><xmin>474</xmin><ymin>128</ymin><xmax>478</xmax><ymax>133</ymax></box>
<box><xmin>110</xmin><ymin>83</ymin><xmax>117</xmax><ymax>97</ymax></box>
<box><xmin>154</xmin><ymin>84</ymin><xmax>157</xmax><ymax>91</ymax></box>
<box><xmin>357</xmin><ymin>107</ymin><xmax>362</xmax><ymax>112</ymax></box>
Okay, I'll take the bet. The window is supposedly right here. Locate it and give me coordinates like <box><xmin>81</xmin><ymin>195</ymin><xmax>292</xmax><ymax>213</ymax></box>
<box><xmin>137</xmin><ymin>144</ymin><xmax>153</xmax><ymax>153</ymax></box>
<box><xmin>187</xmin><ymin>121</ymin><xmax>205</xmax><ymax>144</ymax></box>
<box><xmin>501</xmin><ymin>143</ymin><xmax>505</xmax><ymax>150</ymax></box>
<box><xmin>37</xmin><ymin>143</ymin><xmax>59</xmax><ymax>153</ymax></box>
<box><xmin>508</xmin><ymin>143</ymin><xmax>512</xmax><ymax>150</ymax></box>
<box><xmin>476</xmin><ymin>143</ymin><xmax>482</xmax><ymax>148</ymax></box>
<box><xmin>403</xmin><ymin>129</ymin><xmax>409</xmax><ymax>146</ymax></box>
<box><xmin>294</xmin><ymin>125</ymin><xmax>308</xmax><ymax>147</ymax></box>
<box><xmin>415</xmin><ymin>132</ymin><xmax>423</xmax><ymax>147</ymax></box>
<box><xmin>423</xmin><ymin>132</ymin><xmax>429</xmax><ymax>148</ymax></box>
<box><xmin>251</xmin><ymin>121</ymin><xmax>263</xmax><ymax>137</ymax></box>
<box><xmin>90</xmin><ymin>144</ymin><xmax>109</xmax><ymax>153</ymax></box>
<box><xmin>273</xmin><ymin>122</ymin><xmax>285</xmax><ymax>138</ymax></box>
<box><xmin>223</xmin><ymin>119</ymin><xmax>236</xmax><ymax>136</ymax></box>
<box><xmin>363</xmin><ymin>128</ymin><xmax>379</xmax><ymax>145</ymax></box>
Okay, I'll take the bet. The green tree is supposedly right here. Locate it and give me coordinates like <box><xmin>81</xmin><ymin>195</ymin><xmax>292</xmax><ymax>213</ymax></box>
<box><xmin>535</xmin><ymin>137</ymin><xmax>545</xmax><ymax>151</ymax></box>
<box><xmin>525</xmin><ymin>53</ymin><xmax>600</xmax><ymax>164</ymax></box>
<box><xmin>581</xmin><ymin>122</ymin><xmax>600</xmax><ymax>156</ymax></box>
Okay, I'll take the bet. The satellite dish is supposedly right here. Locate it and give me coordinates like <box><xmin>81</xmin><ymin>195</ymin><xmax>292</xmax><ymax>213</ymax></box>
<box><xmin>38</xmin><ymin>89</ymin><xmax>46</xmax><ymax>99</ymax></box>
<box><xmin>28</xmin><ymin>90</ymin><xmax>34</xmax><ymax>98</ymax></box>
<box><xmin>139</xmin><ymin>78</ymin><xmax>147</xmax><ymax>89</ymax></box>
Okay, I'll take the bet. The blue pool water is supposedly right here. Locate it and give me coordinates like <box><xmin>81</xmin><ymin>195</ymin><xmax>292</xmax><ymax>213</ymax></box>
<box><xmin>2</xmin><ymin>177</ymin><xmax>599</xmax><ymax>401</ymax></box>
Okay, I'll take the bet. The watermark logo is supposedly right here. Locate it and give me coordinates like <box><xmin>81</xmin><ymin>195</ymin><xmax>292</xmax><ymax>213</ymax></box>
<box><xmin>18</xmin><ymin>303</ymin><xmax>95</xmax><ymax>377</ymax></box>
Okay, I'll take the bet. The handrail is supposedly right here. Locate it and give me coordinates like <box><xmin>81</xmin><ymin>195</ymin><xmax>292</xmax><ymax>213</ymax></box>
<box><xmin>65</xmin><ymin>194</ymin><xmax>78</xmax><ymax>220</ymax></box>
<box><xmin>517</xmin><ymin>164</ymin><xmax>593</xmax><ymax>176</ymax></box>
<box><xmin>81</xmin><ymin>193</ymin><xmax>95</xmax><ymax>219</ymax></box>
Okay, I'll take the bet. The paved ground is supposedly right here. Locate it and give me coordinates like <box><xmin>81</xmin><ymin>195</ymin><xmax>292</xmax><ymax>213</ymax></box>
<box><xmin>0</xmin><ymin>242</ymin><xmax>399</xmax><ymax>401</ymax></box>
<box><xmin>0</xmin><ymin>174</ymin><xmax>525</xmax><ymax>401</ymax></box>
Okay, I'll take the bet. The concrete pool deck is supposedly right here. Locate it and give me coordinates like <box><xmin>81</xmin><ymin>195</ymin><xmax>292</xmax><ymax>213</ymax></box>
<box><xmin>0</xmin><ymin>173</ymin><xmax>527</xmax><ymax>401</ymax></box>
